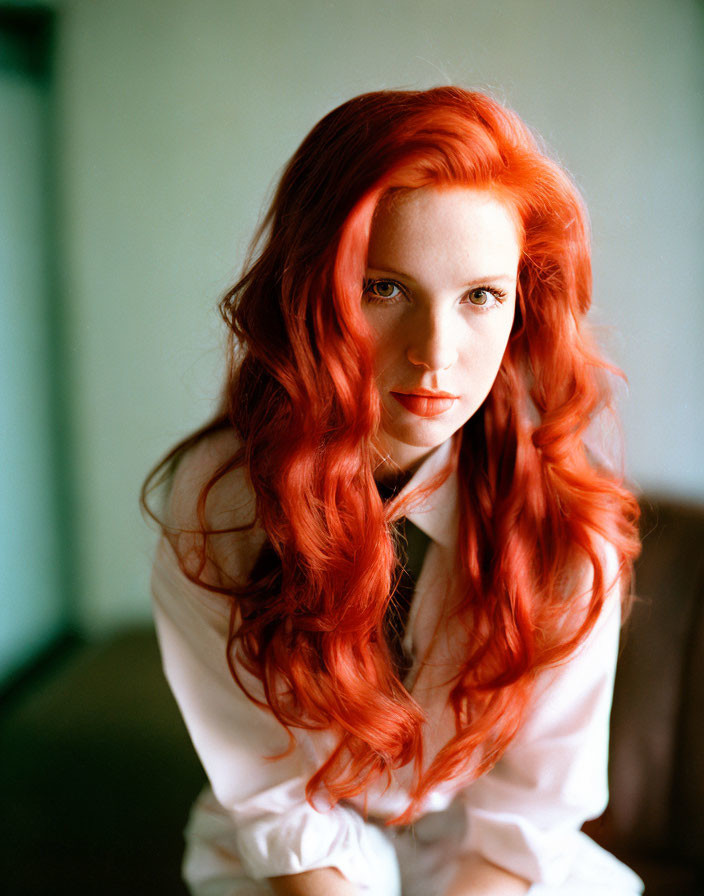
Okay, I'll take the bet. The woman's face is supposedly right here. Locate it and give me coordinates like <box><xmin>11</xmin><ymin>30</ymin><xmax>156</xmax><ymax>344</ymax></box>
<box><xmin>362</xmin><ymin>186</ymin><xmax>521</xmax><ymax>480</ymax></box>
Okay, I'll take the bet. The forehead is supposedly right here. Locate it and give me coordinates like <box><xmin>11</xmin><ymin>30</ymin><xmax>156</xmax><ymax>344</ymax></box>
<box><xmin>367</xmin><ymin>186</ymin><xmax>522</xmax><ymax>282</ymax></box>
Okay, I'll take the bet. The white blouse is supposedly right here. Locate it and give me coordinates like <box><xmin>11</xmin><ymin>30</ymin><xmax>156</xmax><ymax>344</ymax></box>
<box><xmin>151</xmin><ymin>435</ymin><xmax>634</xmax><ymax>892</ymax></box>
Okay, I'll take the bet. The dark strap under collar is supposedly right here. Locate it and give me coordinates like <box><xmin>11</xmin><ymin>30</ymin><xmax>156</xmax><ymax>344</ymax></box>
<box><xmin>383</xmin><ymin>513</ymin><xmax>431</xmax><ymax>680</ymax></box>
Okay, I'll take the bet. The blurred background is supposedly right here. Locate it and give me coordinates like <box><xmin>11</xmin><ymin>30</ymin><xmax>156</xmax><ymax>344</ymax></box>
<box><xmin>1</xmin><ymin>0</ymin><xmax>703</xmax><ymax>893</ymax></box>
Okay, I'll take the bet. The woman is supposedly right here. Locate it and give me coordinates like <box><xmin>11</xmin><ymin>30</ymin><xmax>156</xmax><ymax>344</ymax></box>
<box><xmin>143</xmin><ymin>87</ymin><xmax>644</xmax><ymax>895</ymax></box>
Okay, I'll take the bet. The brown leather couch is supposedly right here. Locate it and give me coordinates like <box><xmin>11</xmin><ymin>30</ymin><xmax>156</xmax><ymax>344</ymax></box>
<box><xmin>584</xmin><ymin>498</ymin><xmax>704</xmax><ymax>894</ymax></box>
<box><xmin>1</xmin><ymin>497</ymin><xmax>703</xmax><ymax>894</ymax></box>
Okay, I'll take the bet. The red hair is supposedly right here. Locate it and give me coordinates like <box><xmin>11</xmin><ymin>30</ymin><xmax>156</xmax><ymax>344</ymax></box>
<box><xmin>142</xmin><ymin>87</ymin><xmax>640</xmax><ymax>822</ymax></box>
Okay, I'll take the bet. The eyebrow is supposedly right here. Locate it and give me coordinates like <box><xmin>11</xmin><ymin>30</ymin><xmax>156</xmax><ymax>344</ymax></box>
<box><xmin>365</xmin><ymin>267</ymin><xmax>517</xmax><ymax>288</ymax></box>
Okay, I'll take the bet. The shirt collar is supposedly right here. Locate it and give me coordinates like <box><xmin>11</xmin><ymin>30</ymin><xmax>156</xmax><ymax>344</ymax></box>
<box><xmin>387</xmin><ymin>436</ymin><xmax>459</xmax><ymax>550</ymax></box>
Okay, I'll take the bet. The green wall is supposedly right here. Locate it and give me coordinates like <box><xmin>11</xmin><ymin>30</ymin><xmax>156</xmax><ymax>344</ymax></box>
<box><xmin>0</xmin><ymin>10</ymin><xmax>69</xmax><ymax>681</ymax></box>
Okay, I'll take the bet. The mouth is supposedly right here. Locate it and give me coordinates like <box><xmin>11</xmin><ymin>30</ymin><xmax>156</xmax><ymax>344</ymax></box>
<box><xmin>390</xmin><ymin>390</ymin><xmax>458</xmax><ymax>418</ymax></box>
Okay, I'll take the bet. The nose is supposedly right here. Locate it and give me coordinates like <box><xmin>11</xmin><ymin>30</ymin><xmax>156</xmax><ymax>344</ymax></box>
<box><xmin>405</xmin><ymin>305</ymin><xmax>459</xmax><ymax>371</ymax></box>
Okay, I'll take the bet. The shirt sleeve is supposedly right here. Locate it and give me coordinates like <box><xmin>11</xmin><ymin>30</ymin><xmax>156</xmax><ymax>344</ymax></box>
<box><xmin>151</xmin><ymin>526</ymin><xmax>397</xmax><ymax>889</ymax></box>
<box><xmin>459</xmin><ymin>541</ymin><xmax>624</xmax><ymax>887</ymax></box>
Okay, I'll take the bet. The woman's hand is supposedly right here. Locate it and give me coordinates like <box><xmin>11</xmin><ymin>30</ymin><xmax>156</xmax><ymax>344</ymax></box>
<box><xmin>269</xmin><ymin>866</ymin><xmax>361</xmax><ymax>896</ymax></box>
<box><xmin>444</xmin><ymin>852</ymin><xmax>531</xmax><ymax>896</ymax></box>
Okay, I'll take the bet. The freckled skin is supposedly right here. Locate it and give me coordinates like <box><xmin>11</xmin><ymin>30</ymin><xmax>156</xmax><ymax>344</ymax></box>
<box><xmin>363</xmin><ymin>187</ymin><xmax>521</xmax><ymax>481</ymax></box>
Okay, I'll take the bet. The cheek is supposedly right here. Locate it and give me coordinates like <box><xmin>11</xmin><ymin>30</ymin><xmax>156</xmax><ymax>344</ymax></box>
<box><xmin>488</xmin><ymin>322</ymin><xmax>514</xmax><ymax>364</ymax></box>
<box><xmin>463</xmin><ymin>319</ymin><xmax>514</xmax><ymax>381</ymax></box>
<box><xmin>367</xmin><ymin>326</ymin><xmax>403</xmax><ymax>377</ymax></box>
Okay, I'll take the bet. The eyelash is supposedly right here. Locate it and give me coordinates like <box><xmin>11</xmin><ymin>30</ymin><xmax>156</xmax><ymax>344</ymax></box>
<box><xmin>362</xmin><ymin>278</ymin><xmax>507</xmax><ymax>310</ymax></box>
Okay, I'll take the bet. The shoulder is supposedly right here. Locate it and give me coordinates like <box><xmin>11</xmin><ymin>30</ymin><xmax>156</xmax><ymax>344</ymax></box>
<box><xmin>547</xmin><ymin>533</ymin><xmax>624</xmax><ymax>674</ymax></box>
<box><xmin>575</xmin><ymin>533</ymin><xmax>623</xmax><ymax>619</ymax></box>
<box><xmin>162</xmin><ymin>426</ymin><xmax>266</xmax><ymax>588</ymax></box>
<box><xmin>164</xmin><ymin>426</ymin><xmax>251</xmax><ymax>529</ymax></box>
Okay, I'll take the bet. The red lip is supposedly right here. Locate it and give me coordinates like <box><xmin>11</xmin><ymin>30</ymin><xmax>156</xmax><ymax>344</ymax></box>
<box><xmin>391</xmin><ymin>391</ymin><xmax>458</xmax><ymax>418</ymax></box>
<box><xmin>396</xmin><ymin>388</ymin><xmax>458</xmax><ymax>399</ymax></box>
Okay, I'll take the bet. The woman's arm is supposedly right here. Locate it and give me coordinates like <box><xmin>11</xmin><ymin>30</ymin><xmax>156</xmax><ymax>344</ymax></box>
<box><xmin>269</xmin><ymin>867</ymin><xmax>362</xmax><ymax>895</ymax></box>
<box><xmin>456</xmin><ymin>540</ymin><xmax>625</xmax><ymax>889</ymax></box>
<box><xmin>444</xmin><ymin>853</ymin><xmax>530</xmax><ymax>896</ymax></box>
<box><xmin>151</xmin><ymin>431</ymin><xmax>393</xmax><ymax>892</ymax></box>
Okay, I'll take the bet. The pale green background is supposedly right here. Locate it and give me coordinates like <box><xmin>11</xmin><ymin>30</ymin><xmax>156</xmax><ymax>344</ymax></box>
<box><xmin>2</xmin><ymin>0</ymin><xmax>703</xmax><ymax>677</ymax></box>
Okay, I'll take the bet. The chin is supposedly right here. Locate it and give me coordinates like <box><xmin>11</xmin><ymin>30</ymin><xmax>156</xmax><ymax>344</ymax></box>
<box><xmin>385</xmin><ymin>423</ymin><xmax>455</xmax><ymax>450</ymax></box>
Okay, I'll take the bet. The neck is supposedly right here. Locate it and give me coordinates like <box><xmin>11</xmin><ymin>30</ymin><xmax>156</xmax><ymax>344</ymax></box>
<box><xmin>372</xmin><ymin>438</ymin><xmax>439</xmax><ymax>491</ymax></box>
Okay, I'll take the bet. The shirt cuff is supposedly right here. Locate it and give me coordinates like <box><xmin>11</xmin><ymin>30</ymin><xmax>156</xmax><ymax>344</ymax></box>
<box><xmin>464</xmin><ymin>808</ymin><xmax>579</xmax><ymax>886</ymax></box>
<box><xmin>228</xmin><ymin>778</ymin><xmax>401</xmax><ymax>892</ymax></box>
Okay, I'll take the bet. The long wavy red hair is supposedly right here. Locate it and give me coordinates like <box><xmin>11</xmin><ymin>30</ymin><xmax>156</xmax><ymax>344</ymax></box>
<box><xmin>142</xmin><ymin>87</ymin><xmax>640</xmax><ymax>822</ymax></box>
